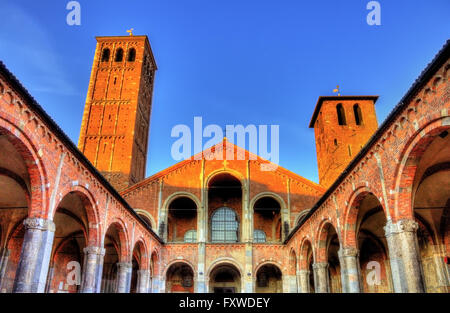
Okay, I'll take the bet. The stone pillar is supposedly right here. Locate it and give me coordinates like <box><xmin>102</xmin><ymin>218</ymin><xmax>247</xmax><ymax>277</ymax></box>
<box><xmin>196</xmin><ymin>242</ymin><xmax>206</xmax><ymax>293</ymax></box>
<box><xmin>298</xmin><ymin>269</ymin><xmax>310</xmax><ymax>293</ymax></box>
<box><xmin>313</xmin><ymin>262</ymin><xmax>329</xmax><ymax>293</ymax></box>
<box><xmin>338</xmin><ymin>247</ymin><xmax>361</xmax><ymax>293</ymax></box>
<box><xmin>116</xmin><ymin>262</ymin><xmax>132</xmax><ymax>293</ymax></box>
<box><xmin>384</xmin><ymin>219</ymin><xmax>425</xmax><ymax>293</ymax></box>
<box><xmin>44</xmin><ymin>266</ymin><xmax>54</xmax><ymax>293</ymax></box>
<box><xmin>80</xmin><ymin>246</ymin><xmax>105</xmax><ymax>293</ymax></box>
<box><xmin>0</xmin><ymin>248</ymin><xmax>10</xmax><ymax>290</ymax></box>
<box><xmin>243</xmin><ymin>243</ymin><xmax>253</xmax><ymax>293</ymax></box>
<box><xmin>137</xmin><ymin>269</ymin><xmax>151</xmax><ymax>293</ymax></box>
<box><xmin>13</xmin><ymin>218</ymin><xmax>55</xmax><ymax>293</ymax></box>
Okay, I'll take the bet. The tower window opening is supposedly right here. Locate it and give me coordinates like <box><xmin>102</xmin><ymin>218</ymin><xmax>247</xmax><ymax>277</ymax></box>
<box><xmin>128</xmin><ymin>48</ymin><xmax>136</xmax><ymax>62</ymax></box>
<box><xmin>336</xmin><ymin>103</ymin><xmax>346</xmax><ymax>125</ymax></box>
<box><xmin>353</xmin><ymin>104</ymin><xmax>363</xmax><ymax>125</ymax></box>
<box><xmin>101</xmin><ymin>48</ymin><xmax>110</xmax><ymax>62</ymax></box>
<box><xmin>334</xmin><ymin>139</ymin><xmax>338</xmax><ymax>146</ymax></box>
<box><xmin>348</xmin><ymin>145</ymin><xmax>352</xmax><ymax>157</ymax></box>
<box><xmin>115</xmin><ymin>48</ymin><xmax>124</xmax><ymax>62</ymax></box>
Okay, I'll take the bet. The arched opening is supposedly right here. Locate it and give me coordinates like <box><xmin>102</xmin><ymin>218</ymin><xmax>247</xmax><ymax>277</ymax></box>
<box><xmin>115</xmin><ymin>48</ymin><xmax>123</xmax><ymax>62</ymax></box>
<box><xmin>150</xmin><ymin>251</ymin><xmax>158</xmax><ymax>292</ymax></box>
<box><xmin>127</xmin><ymin>48</ymin><xmax>136</xmax><ymax>62</ymax></box>
<box><xmin>46</xmin><ymin>192</ymin><xmax>93</xmax><ymax>293</ymax></box>
<box><xmin>352</xmin><ymin>193</ymin><xmax>392</xmax><ymax>292</ymax></box>
<box><xmin>410</xmin><ymin>128</ymin><xmax>450</xmax><ymax>292</ymax></box>
<box><xmin>209</xmin><ymin>263</ymin><xmax>241</xmax><ymax>293</ymax></box>
<box><xmin>208</xmin><ymin>173</ymin><xmax>242</xmax><ymax>242</ymax></box>
<box><xmin>165</xmin><ymin>262</ymin><xmax>194</xmax><ymax>293</ymax></box>
<box><xmin>137</xmin><ymin>213</ymin><xmax>153</xmax><ymax>230</ymax></box>
<box><xmin>255</xmin><ymin>264</ymin><xmax>283</xmax><ymax>293</ymax></box>
<box><xmin>130</xmin><ymin>242</ymin><xmax>145</xmax><ymax>293</ymax></box>
<box><xmin>101</xmin><ymin>223</ymin><xmax>126</xmax><ymax>293</ymax></box>
<box><xmin>253</xmin><ymin>197</ymin><xmax>282</xmax><ymax>243</ymax></box>
<box><xmin>0</xmin><ymin>132</ymin><xmax>32</xmax><ymax>292</ymax></box>
<box><xmin>353</xmin><ymin>104</ymin><xmax>363</xmax><ymax>125</ymax></box>
<box><xmin>317</xmin><ymin>223</ymin><xmax>341</xmax><ymax>293</ymax></box>
<box><xmin>289</xmin><ymin>250</ymin><xmax>298</xmax><ymax>292</ymax></box>
<box><xmin>101</xmin><ymin>48</ymin><xmax>110</xmax><ymax>62</ymax></box>
<box><xmin>336</xmin><ymin>103</ymin><xmax>346</xmax><ymax>125</ymax></box>
<box><xmin>167</xmin><ymin>197</ymin><xmax>197</xmax><ymax>243</ymax></box>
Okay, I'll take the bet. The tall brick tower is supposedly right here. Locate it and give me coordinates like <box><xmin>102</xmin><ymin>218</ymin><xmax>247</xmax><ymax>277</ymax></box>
<box><xmin>78</xmin><ymin>35</ymin><xmax>157</xmax><ymax>191</ymax></box>
<box><xmin>309</xmin><ymin>96</ymin><xmax>378</xmax><ymax>189</ymax></box>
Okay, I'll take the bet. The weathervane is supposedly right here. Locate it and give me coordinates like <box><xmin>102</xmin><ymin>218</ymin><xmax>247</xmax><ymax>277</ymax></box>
<box><xmin>333</xmin><ymin>85</ymin><xmax>341</xmax><ymax>96</ymax></box>
<box><xmin>126</xmin><ymin>28</ymin><xmax>134</xmax><ymax>36</ymax></box>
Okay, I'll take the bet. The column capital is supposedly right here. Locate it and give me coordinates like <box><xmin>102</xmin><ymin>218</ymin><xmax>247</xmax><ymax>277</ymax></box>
<box><xmin>117</xmin><ymin>262</ymin><xmax>132</xmax><ymax>269</ymax></box>
<box><xmin>23</xmin><ymin>217</ymin><xmax>55</xmax><ymax>232</ymax></box>
<box><xmin>312</xmin><ymin>262</ymin><xmax>328</xmax><ymax>270</ymax></box>
<box><xmin>83</xmin><ymin>246</ymin><xmax>105</xmax><ymax>256</ymax></box>
<box><xmin>339</xmin><ymin>247</ymin><xmax>359</xmax><ymax>258</ymax></box>
<box><xmin>384</xmin><ymin>219</ymin><xmax>418</xmax><ymax>236</ymax></box>
<box><xmin>138</xmin><ymin>269</ymin><xmax>150</xmax><ymax>275</ymax></box>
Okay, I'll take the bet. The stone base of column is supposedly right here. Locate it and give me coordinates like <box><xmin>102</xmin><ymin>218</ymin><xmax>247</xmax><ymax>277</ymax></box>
<box><xmin>137</xmin><ymin>269</ymin><xmax>151</xmax><ymax>293</ymax></box>
<box><xmin>116</xmin><ymin>262</ymin><xmax>132</xmax><ymax>293</ymax></box>
<box><xmin>313</xmin><ymin>262</ymin><xmax>329</xmax><ymax>293</ymax></box>
<box><xmin>338</xmin><ymin>247</ymin><xmax>361</xmax><ymax>293</ymax></box>
<box><xmin>298</xmin><ymin>270</ymin><xmax>310</xmax><ymax>293</ymax></box>
<box><xmin>384</xmin><ymin>219</ymin><xmax>425</xmax><ymax>293</ymax></box>
<box><xmin>13</xmin><ymin>218</ymin><xmax>55</xmax><ymax>293</ymax></box>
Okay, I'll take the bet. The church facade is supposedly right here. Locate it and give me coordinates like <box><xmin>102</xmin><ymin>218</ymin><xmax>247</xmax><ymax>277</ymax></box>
<box><xmin>0</xmin><ymin>35</ymin><xmax>448</xmax><ymax>293</ymax></box>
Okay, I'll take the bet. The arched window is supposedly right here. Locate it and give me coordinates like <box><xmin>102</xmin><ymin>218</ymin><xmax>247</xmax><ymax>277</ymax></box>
<box><xmin>115</xmin><ymin>48</ymin><xmax>123</xmax><ymax>62</ymax></box>
<box><xmin>353</xmin><ymin>104</ymin><xmax>363</xmax><ymax>125</ymax></box>
<box><xmin>184</xmin><ymin>230</ymin><xmax>197</xmax><ymax>243</ymax></box>
<box><xmin>253</xmin><ymin>230</ymin><xmax>266</xmax><ymax>243</ymax></box>
<box><xmin>127</xmin><ymin>48</ymin><xmax>136</xmax><ymax>62</ymax></box>
<box><xmin>101</xmin><ymin>48</ymin><xmax>110</xmax><ymax>62</ymax></box>
<box><xmin>336</xmin><ymin>103</ymin><xmax>346</xmax><ymax>125</ymax></box>
<box><xmin>211</xmin><ymin>207</ymin><xmax>238</xmax><ymax>243</ymax></box>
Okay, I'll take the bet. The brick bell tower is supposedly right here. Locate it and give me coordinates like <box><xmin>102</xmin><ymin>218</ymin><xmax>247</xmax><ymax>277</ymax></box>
<box><xmin>309</xmin><ymin>95</ymin><xmax>378</xmax><ymax>189</ymax></box>
<box><xmin>78</xmin><ymin>34</ymin><xmax>157</xmax><ymax>191</ymax></box>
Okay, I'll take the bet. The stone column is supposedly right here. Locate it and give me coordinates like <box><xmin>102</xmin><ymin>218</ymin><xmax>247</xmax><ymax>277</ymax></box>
<box><xmin>116</xmin><ymin>262</ymin><xmax>132</xmax><ymax>293</ymax></box>
<box><xmin>384</xmin><ymin>219</ymin><xmax>425</xmax><ymax>293</ymax></box>
<box><xmin>196</xmin><ymin>242</ymin><xmax>206</xmax><ymax>293</ymax></box>
<box><xmin>0</xmin><ymin>248</ymin><xmax>10</xmax><ymax>290</ymax></box>
<box><xmin>313</xmin><ymin>262</ymin><xmax>329</xmax><ymax>293</ymax></box>
<box><xmin>338</xmin><ymin>247</ymin><xmax>361</xmax><ymax>293</ymax></box>
<box><xmin>137</xmin><ymin>269</ymin><xmax>151</xmax><ymax>293</ymax></box>
<box><xmin>13</xmin><ymin>218</ymin><xmax>55</xmax><ymax>293</ymax></box>
<box><xmin>298</xmin><ymin>269</ymin><xmax>310</xmax><ymax>293</ymax></box>
<box><xmin>80</xmin><ymin>246</ymin><xmax>105</xmax><ymax>293</ymax></box>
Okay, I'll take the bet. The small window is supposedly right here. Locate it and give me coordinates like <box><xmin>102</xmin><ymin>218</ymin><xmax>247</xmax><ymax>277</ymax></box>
<box><xmin>336</xmin><ymin>103</ymin><xmax>346</xmax><ymax>125</ymax></box>
<box><xmin>353</xmin><ymin>104</ymin><xmax>363</xmax><ymax>125</ymax></box>
<box><xmin>254</xmin><ymin>230</ymin><xmax>266</xmax><ymax>243</ymax></box>
<box><xmin>348</xmin><ymin>145</ymin><xmax>352</xmax><ymax>157</ymax></box>
<box><xmin>334</xmin><ymin>139</ymin><xmax>338</xmax><ymax>146</ymax></box>
<box><xmin>101</xmin><ymin>48</ymin><xmax>110</xmax><ymax>62</ymax></box>
<box><xmin>115</xmin><ymin>48</ymin><xmax>124</xmax><ymax>62</ymax></box>
<box><xmin>127</xmin><ymin>48</ymin><xmax>136</xmax><ymax>62</ymax></box>
<box><xmin>184</xmin><ymin>230</ymin><xmax>197</xmax><ymax>243</ymax></box>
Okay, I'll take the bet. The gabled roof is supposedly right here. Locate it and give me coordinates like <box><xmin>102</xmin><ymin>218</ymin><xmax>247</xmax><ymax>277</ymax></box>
<box><xmin>122</xmin><ymin>137</ymin><xmax>325</xmax><ymax>194</ymax></box>
<box><xmin>309</xmin><ymin>95</ymin><xmax>379</xmax><ymax>128</ymax></box>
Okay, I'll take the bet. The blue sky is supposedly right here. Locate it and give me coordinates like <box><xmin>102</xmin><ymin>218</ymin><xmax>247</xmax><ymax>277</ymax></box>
<box><xmin>0</xmin><ymin>0</ymin><xmax>449</xmax><ymax>183</ymax></box>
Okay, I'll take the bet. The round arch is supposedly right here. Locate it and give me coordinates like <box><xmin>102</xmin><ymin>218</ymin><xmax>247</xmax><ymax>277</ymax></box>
<box><xmin>342</xmin><ymin>186</ymin><xmax>386</xmax><ymax>248</ymax></box>
<box><xmin>392</xmin><ymin>116</ymin><xmax>450</xmax><ymax>220</ymax></box>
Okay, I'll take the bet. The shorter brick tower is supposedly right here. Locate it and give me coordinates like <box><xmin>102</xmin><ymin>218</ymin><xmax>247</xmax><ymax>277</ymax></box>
<box><xmin>309</xmin><ymin>96</ymin><xmax>378</xmax><ymax>189</ymax></box>
<box><xmin>78</xmin><ymin>35</ymin><xmax>157</xmax><ymax>191</ymax></box>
